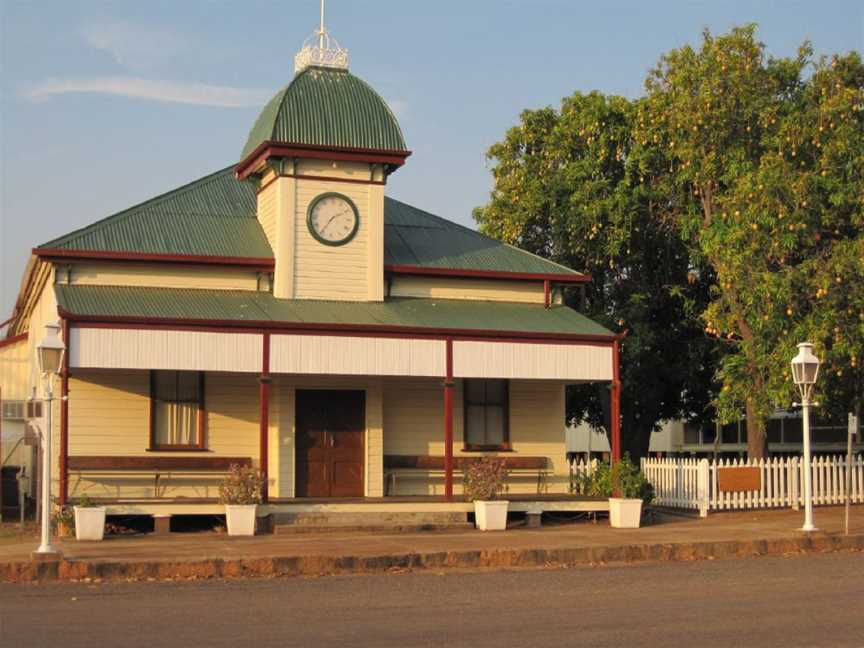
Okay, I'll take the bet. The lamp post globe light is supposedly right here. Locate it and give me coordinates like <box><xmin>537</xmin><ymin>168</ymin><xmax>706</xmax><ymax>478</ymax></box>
<box><xmin>35</xmin><ymin>321</ymin><xmax>66</xmax><ymax>557</ymax></box>
<box><xmin>791</xmin><ymin>342</ymin><xmax>820</xmax><ymax>533</ymax></box>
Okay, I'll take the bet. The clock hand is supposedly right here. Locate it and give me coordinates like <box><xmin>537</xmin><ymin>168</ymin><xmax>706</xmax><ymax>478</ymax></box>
<box><xmin>323</xmin><ymin>209</ymin><xmax>350</xmax><ymax>232</ymax></box>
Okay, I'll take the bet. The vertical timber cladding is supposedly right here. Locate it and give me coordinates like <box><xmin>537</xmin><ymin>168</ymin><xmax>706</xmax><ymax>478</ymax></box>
<box><xmin>291</xmin><ymin>160</ymin><xmax>385</xmax><ymax>301</ymax></box>
<box><xmin>451</xmin><ymin>340</ymin><xmax>613</xmax><ymax>381</ymax></box>
<box><xmin>269</xmin><ymin>334</ymin><xmax>446</xmax><ymax>377</ymax></box>
<box><xmin>69</xmin><ymin>327</ymin><xmax>264</xmax><ymax>372</ymax></box>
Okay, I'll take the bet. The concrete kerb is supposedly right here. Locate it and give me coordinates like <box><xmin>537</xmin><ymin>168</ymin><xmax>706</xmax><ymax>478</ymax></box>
<box><xmin>1</xmin><ymin>532</ymin><xmax>862</xmax><ymax>584</ymax></box>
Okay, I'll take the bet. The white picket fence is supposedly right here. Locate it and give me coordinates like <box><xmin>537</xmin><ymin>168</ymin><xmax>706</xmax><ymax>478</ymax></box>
<box><xmin>640</xmin><ymin>455</ymin><xmax>864</xmax><ymax>517</ymax></box>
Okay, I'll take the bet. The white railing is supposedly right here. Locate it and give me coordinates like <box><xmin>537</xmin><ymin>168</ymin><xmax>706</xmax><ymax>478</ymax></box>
<box><xmin>641</xmin><ymin>455</ymin><xmax>864</xmax><ymax>517</ymax></box>
<box><xmin>641</xmin><ymin>457</ymin><xmax>708</xmax><ymax>515</ymax></box>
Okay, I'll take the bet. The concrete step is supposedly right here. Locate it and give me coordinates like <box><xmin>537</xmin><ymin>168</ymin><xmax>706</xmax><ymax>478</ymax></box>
<box><xmin>274</xmin><ymin>522</ymin><xmax>474</xmax><ymax>535</ymax></box>
<box><xmin>271</xmin><ymin>511</ymin><xmax>471</xmax><ymax>534</ymax></box>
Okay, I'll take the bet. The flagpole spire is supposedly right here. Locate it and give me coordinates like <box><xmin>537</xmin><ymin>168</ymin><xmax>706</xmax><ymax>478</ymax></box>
<box><xmin>318</xmin><ymin>0</ymin><xmax>325</xmax><ymax>49</ymax></box>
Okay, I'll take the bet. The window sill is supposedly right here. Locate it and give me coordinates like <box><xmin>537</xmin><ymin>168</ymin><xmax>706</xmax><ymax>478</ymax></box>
<box><xmin>146</xmin><ymin>447</ymin><xmax>210</xmax><ymax>453</ymax></box>
<box><xmin>461</xmin><ymin>447</ymin><xmax>514</xmax><ymax>453</ymax></box>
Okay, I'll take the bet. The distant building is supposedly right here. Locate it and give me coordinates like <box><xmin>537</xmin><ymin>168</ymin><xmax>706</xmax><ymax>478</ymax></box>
<box><xmin>567</xmin><ymin>411</ymin><xmax>862</xmax><ymax>460</ymax></box>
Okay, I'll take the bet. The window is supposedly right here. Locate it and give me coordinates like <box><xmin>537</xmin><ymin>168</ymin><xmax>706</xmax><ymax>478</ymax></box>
<box><xmin>150</xmin><ymin>371</ymin><xmax>205</xmax><ymax>450</ymax></box>
<box><xmin>463</xmin><ymin>379</ymin><xmax>509</xmax><ymax>450</ymax></box>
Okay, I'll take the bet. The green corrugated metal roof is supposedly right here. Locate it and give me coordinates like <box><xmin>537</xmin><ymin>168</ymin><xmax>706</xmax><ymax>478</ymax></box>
<box><xmin>38</xmin><ymin>166</ymin><xmax>272</xmax><ymax>259</ymax></box>
<box><xmin>240</xmin><ymin>67</ymin><xmax>407</xmax><ymax>160</ymax></box>
<box><xmin>55</xmin><ymin>285</ymin><xmax>612</xmax><ymax>338</ymax></box>
<box><xmin>37</xmin><ymin>167</ymin><xmax>585</xmax><ymax>277</ymax></box>
<box><xmin>384</xmin><ymin>198</ymin><xmax>582</xmax><ymax>276</ymax></box>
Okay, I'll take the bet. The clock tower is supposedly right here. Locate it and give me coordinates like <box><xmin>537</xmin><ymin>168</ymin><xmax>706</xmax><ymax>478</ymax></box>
<box><xmin>235</xmin><ymin>10</ymin><xmax>409</xmax><ymax>302</ymax></box>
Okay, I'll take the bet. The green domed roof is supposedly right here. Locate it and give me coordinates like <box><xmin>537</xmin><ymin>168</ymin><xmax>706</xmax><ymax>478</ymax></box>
<box><xmin>240</xmin><ymin>66</ymin><xmax>407</xmax><ymax>162</ymax></box>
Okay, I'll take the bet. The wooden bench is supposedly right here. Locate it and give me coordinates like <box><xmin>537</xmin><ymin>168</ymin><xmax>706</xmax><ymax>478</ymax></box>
<box><xmin>67</xmin><ymin>456</ymin><xmax>252</xmax><ymax>499</ymax></box>
<box><xmin>384</xmin><ymin>455</ymin><xmax>550</xmax><ymax>496</ymax></box>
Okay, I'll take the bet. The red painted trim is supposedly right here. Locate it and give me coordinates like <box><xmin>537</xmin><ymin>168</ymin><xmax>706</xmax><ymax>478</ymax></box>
<box><xmin>198</xmin><ymin>372</ymin><xmax>207</xmax><ymax>448</ymax></box>
<box><xmin>0</xmin><ymin>387</ymin><xmax>3</xmax><ymax>513</ymax></box>
<box><xmin>385</xmin><ymin>264</ymin><xmax>591</xmax><ymax>284</ymax></box>
<box><xmin>35</xmin><ymin>248</ymin><xmax>275</xmax><ymax>270</ymax></box>
<box><xmin>59</xmin><ymin>319</ymin><xmax>69</xmax><ymax>505</ymax></box>
<box><xmin>543</xmin><ymin>280</ymin><xmax>551</xmax><ymax>309</ymax></box>
<box><xmin>259</xmin><ymin>332</ymin><xmax>271</xmax><ymax>503</ymax></box>
<box><xmin>7</xmin><ymin>255</ymin><xmax>49</xmax><ymax>335</ymax></box>
<box><xmin>236</xmin><ymin>141</ymin><xmax>412</xmax><ymax>180</ymax></box>
<box><xmin>610</xmin><ymin>339</ymin><xmax>622</xmax><ymax>463</ymax></box>
<box><xmin>258</xmin><ymin>173</ymin><xmax>387</xmax><ymax>190</ymax></box>
<box><xmin>62</xmin><ymin>311</ymin><xmax>616</xmax><ymax>345</ymax></box>
<box><xmin>444</xmin><ymin>339</ymin><xmax>454</xmax><ymax>501</ymax></box>
<box><xmin>0</xmin><ymin>332</ymin><xmax>28</xmax><ymax>349</ymax></box>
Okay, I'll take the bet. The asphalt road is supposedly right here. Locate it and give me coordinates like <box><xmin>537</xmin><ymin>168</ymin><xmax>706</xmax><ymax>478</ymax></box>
<box><xmin>1</xmin><ymin>552</ymin><xmax>862</xmax><ymax>647</ymax></box>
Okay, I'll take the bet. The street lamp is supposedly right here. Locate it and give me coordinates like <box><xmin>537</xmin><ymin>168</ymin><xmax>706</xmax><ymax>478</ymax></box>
<box><xmin>791</xmin><ymin>342</ymin><xmax>820</xmax><ymax>533</ymax></box>
<box><xmin>34</xmin><ymin>321</ymin><xmax>66</xmax><ymax>557</ymax></box>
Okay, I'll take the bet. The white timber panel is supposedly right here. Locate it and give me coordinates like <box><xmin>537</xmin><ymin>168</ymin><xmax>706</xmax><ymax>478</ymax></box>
<box><xmin>453</xmin><ymin>341</ymin><xmax>612</xmax><ymax>381</ymax></box>
<box><xmin>270</xmin><ymin>334</ymin><xmax>445</xmax><ymax>377</ymax></box>
<box><xmin>70</xmin><ymin>327</ymin><xmax>263</xmax><ymax>372</ymax></box>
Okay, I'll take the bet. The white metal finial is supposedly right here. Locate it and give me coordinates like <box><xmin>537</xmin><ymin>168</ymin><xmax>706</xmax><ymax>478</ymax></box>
<box><xmin>294</xmin><ymin>0</ymin><xmax>349</xmax><ymax>74</ymax></box>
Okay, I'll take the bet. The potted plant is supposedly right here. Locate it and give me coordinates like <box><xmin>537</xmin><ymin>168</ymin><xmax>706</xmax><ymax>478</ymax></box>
<box><xmin>463</xmin><ymin>457</ymin><xmax>509</xmax><ymax>531</ymax></box>
<box><xmin>52</xmin><ymin>503</ymin><xmax>75</xmax><ymax>538</ymax></box>
<box><xmin>218</xmin><ymin>464</ymin><xmax>264</xmax><ymax>536</ymax></box>
<box><xmin>606</xmin><ymin>456</ymin><xmax>654</xmax><ymax>529</ymax></box>
<box><xmin>74</xmin><ymin>494</ymin><xmax>107</xmax><ymax>541</ymax></box>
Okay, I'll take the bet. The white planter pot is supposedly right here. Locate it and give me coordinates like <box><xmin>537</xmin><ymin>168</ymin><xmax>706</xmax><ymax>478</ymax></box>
<box><xmin>608</xmin><ymin>497</ymin><xmax>643</xmax><ymax>528</ymax></box>
<box><xmin>74</xmin><ymin>506</ymin><xmax>106</xmax><ymax>541</ymax></box>
<box><xmin>473</xmin><ymin>500</ymin><xmax>509</xmax><ymax>531</ymax></box>
<box><xmin>225</xmin><ymin>504</ymin><xmax>258</xmax><ymax>536</ymax></box>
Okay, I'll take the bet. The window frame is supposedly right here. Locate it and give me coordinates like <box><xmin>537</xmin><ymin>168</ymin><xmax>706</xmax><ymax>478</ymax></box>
<box><xmin>462</xmin><ymin>378</ymin><xmax>511</xmax><ymax>452</ymax></box>
<box><xmin>148</xmin><ymin>370</ymin><xmax>207</xmax><ymax>451</ymax></box>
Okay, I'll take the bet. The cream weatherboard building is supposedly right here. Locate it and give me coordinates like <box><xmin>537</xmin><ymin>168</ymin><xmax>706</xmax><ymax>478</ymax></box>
<box><xmin>0</xmin><ymin>26</ymin><xmax>622</xmax><ymax>523</ymax></box>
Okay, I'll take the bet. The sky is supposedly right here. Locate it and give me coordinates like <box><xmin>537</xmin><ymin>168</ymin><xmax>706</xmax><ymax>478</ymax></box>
<box><xmin>1</xmin><ymin>0</ymin><xmax>861</xmax><ymax>316</ymax></box>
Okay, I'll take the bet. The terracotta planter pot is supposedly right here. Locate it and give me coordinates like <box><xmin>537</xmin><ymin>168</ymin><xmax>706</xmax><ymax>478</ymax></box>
<box><xmin>56</xmin><ymin>521</ymin><xmax>73</xmax><ymax>538</ymax></box>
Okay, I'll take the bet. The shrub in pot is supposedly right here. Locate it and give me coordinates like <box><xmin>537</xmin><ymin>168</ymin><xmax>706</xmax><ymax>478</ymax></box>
<box><xmin>218</xmin><ymin>464</ymin><xmax>264</xmax><ymax>536</ymax></box>
<box><xmin>463</xmin><ymin>457</ymin><xmax>509</xmax><ymax>531</ymax></box>
<box><xmin>607</xmin><ymin>456</ymin><xmax>654</xmax><ymax>529</ymax></box>
<box><xmin>73</xmin><ymin>494</ymin><xmax>107</xmax><ymax>541</ymax></box>
<box><xmin>52</xmin><ymin>503</ymin><xmax>75</xmax><ymax>538</ymax></box>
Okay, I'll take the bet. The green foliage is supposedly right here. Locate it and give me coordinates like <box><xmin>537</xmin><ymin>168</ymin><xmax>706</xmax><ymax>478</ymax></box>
<box><xmin>463</xmin><ymin>457</ymin><xmax>508</xmax><ymax>502</ymax></box>
<box><xmin>218</xmin><ymin>464</ymin><xmax>265</xmax><ymax>505</ymax></box>
<box><xmin>475</xmin><ymin>91</ymin><xmax>719</xmax><ymax>457</ymax></box>
<box><xmin>75</xmin><ymin>494</ymin><xmax>99</xmax><ymax>508</ymax></box>
<box><xmin>570</xmin><ymin>457</ymin><xmax>654</xmax><ymax>504</ymax></box>
<box><xmin>636</xmin><ymin>25</ymin><xmax>864</xmax><ymax>453</ymax></box>
<box><xmin>477</xmin><ymin>23</ymin><xmax>863</xmax><ymax>457</ymax></box>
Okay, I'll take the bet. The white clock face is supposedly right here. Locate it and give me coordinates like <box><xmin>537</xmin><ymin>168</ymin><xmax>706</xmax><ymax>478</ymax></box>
<box><xmin>307</xmin><ymin>194</ymin><xmax>359</xmax><ymax>246</ymax></box>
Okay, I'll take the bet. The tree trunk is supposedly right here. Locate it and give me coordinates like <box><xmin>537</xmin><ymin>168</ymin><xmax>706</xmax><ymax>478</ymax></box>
<box><xmin>745</xmin><ymin>397</ymin><xmax>768</xmax><ymax>458</ymax></box>
<box><xmin>621</xmin><ymin>426</ymin><xmax>652</xmax><ymax>461</ymax></box>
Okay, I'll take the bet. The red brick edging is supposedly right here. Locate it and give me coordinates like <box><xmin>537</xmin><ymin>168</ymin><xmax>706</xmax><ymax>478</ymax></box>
<box><xmin>2</xmin><ymin>533</ymin><xmax>862</xmax><ymax>584</ymax></box>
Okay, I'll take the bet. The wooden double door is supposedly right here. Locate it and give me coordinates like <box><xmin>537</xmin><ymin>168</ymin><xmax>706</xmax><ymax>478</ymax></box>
<box><xmin>295</xmin><ymin>390</ymin><xmax>365</xmax><ymax>498</ymax></box>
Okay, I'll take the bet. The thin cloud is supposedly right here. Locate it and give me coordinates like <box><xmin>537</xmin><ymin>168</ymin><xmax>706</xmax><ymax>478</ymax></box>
<box><xmin>81</xmin><ymin>20</ymin><xmax>188</xmax><ymax>70</ymax></box>
<box><xmin>22</xmin><ymin>77</ymin><xmax>269</xmax><ymax>108</ymax></box>
<box><xmin>386</xmin><ymin>98</ymin><xmax>408</xmax><ymax>118</ymax></box>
